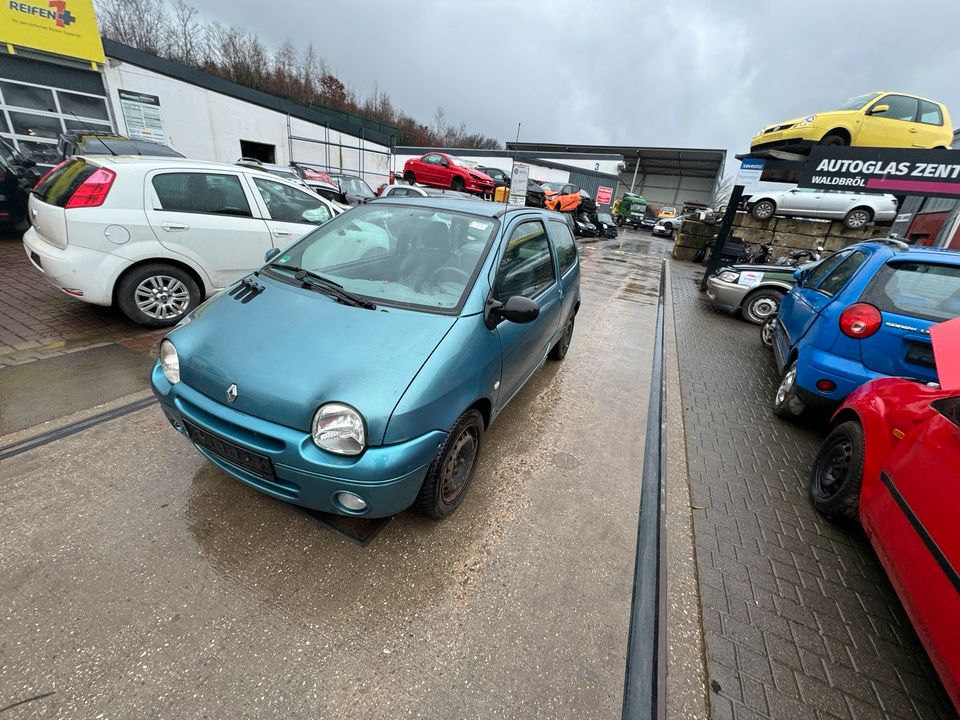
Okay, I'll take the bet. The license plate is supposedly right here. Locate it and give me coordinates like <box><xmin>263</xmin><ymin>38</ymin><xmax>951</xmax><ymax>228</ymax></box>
<box><xmin>906</xmin><ymin>342</ymin><xmax>935</xmax><ymax>368</ymax></box>
<box><xmin>183</xmin><ymin>419</ymin><xmax>275</xmax><ymax>480</ymax></box>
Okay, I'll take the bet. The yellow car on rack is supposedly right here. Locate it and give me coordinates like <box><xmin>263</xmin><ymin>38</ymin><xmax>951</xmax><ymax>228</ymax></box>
<box><xmin>750</xmin><ymin>92</ymin><xmax>953</xmax><ymax>152</ymax></box>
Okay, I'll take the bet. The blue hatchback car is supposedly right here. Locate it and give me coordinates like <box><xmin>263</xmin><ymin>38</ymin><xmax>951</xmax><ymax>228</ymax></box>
<box><xmin>772</xmin><ymin>238</ymin><xmax>960</xmax><ymax>419</ymax></box>
<box><xmin>151</xmin><ymin>198</ymin><xmax>580</xmax><ymax>519</ymax></box>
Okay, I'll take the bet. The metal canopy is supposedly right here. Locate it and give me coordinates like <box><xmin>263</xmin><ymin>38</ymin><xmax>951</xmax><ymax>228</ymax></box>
<box><xmin>507</xmin><ymin>142</ymin><xmax>727</xmax><ymax>180</ymax></box>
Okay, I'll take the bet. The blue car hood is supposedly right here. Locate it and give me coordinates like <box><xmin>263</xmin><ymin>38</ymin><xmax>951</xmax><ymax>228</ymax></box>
<box><xmin>170</xmin><ymin>275</ymin><xmax>457</xmax><ymax>444</ymax></box>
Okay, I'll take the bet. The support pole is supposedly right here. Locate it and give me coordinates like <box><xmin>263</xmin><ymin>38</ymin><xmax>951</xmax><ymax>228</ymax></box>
<box><xmin>700</xmin><ymin>184</ymin><xmax>745</xmax><ymax>291</ymax></box>
<box><xmin>629</xmin><ymin>152</ymin><xmax>641</xmax><ymax>193</ymax></box>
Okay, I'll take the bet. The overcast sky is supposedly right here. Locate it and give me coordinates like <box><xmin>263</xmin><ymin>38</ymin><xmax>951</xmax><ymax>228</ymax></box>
<box><xmin>183</xmin><ymin>0</ymin><xmax>960</xmax><ymax>176</ymax></box>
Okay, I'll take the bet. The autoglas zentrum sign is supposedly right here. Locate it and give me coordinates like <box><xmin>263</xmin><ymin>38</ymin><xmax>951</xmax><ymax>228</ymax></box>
<box><xmin>1</xmin><ymin>0</ymin><xmax>105</xmax><ymax>64</ymax></box>
<box><xmin>799</xmin><ymin>146</ymin><xmax>960</xmax><ymax>198</ymax></box>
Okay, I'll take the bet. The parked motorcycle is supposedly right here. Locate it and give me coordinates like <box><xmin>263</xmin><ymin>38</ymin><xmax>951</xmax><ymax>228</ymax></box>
<box><xmin>774</xmin><ymin>245</ymin><xmax>824</xmax><ymax>267</ymax></box>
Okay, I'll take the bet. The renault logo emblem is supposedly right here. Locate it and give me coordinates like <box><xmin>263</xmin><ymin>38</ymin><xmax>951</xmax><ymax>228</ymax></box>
<box><xmin>226</xmin><ymin>384</ymin><xmax>238</xmax><ymax>404</ymax></box>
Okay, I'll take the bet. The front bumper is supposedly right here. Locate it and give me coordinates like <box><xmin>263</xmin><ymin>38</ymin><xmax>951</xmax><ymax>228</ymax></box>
<box><xmin>466</xmin><ymin>180</ymin><xmax>495</xmax><ymax>193</ymax></box>
<box><xmin>651</xmin><ymin>226</ymin><xmax>673</xmax><ymax>236</ymax></box>
<box><xmin>705</xmin><ymin>276</ymin><xmax>747</xmax><ymax>307</ymax></box>
<box><xmin>749</xmin><ymin>127</ymin><xmax>819</xmax><ymax>152</ymax></box>
<box><xmin>152</xmin><ymin>365</ymin><xmax>444</xmax><ymax>518</ymax></box>
<box><xmin>22</xmin><ymin>228</ymin><xmax>121</xmax><ymax>306</ymax></box>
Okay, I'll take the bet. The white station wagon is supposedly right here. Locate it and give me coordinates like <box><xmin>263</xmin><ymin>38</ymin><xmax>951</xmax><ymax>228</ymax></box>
<box><xmin>23</xmin><ymin>156</ymin><xmax>341</xmax><ymax>326</ymax></box>
<box><xmin>746</xmin><ymin>187</ymin><xmax>898</xmax><ymax>229</ymax></box>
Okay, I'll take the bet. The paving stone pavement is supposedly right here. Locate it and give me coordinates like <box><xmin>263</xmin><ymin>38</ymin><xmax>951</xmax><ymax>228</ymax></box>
<box><xmin>671</xmin><ymin>260</ymin><xmax>956</xmax><ymax>720</ymax></box>
<box><xmin>0</xmin><ymin>234</ymin><xmax>157</xmax><ymax>366</ymax></box>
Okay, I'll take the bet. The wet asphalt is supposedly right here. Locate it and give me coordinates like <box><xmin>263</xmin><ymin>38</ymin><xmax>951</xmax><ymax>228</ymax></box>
<box><xmin>0</xmin><ymin>230</ymin><xmax>671</xmax><ymax>719</ymax></box>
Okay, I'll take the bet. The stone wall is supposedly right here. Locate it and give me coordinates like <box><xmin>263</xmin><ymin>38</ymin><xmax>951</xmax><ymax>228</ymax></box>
<box><xmin>672</xmin><ymin>212</ymin><xmax>889</xmax><ymax>261</ymax></box>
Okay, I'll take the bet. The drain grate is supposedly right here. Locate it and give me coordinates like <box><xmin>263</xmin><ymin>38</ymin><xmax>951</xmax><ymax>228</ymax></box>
<box><xmin>301</xmin><ymin>509</ymin><xmax>391</xmax><ymax>547</ymax></box>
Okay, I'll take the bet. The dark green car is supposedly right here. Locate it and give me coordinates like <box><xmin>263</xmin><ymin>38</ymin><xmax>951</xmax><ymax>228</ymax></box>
<box><xmin>705</xmin><ymin>263</ymin><xmax>799</xmax><ymax>324</ymax></box>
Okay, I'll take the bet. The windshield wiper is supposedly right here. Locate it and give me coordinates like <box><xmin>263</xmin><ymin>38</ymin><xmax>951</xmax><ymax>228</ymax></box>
<box><xmin>269</xmin><ymin>263</ymin><xmax>376</xmax><ymax>309</ymax></box>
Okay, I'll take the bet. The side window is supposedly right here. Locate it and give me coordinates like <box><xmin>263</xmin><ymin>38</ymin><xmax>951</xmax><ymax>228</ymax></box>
<box><xmin>152</xmin><ymin>173</ymin><xmax>252</xmax><ymax>216</ymax></box>
<box><xmin>494</xmin><ymin>221</ymin><xmax>556</xmax><ymax>301</ymax></box>
<box><xmin>253</xmin><ymin>177</ymin><xmax>330</xmax><ymax>225</ymax></box>
<box><xmin>423</xmin><ymin>154</ymin><xmax>441</xmax><ymax>165</ymax></box>
<box><xmin>802</xmin><ymin>252</ymin><xmax>848</xmax><ymax>288</ymax></box>
<box><xmin>871</xmin><ymin>95</ymin><xmax>919</xmax><ymax>122</ymax></box>
<box><xmin>550</xmin><ymin>219</ymin><xmax>578</xmax><ymax>275</ymax></box>
<box><xmin>920</xmin><ymin>101</ymin><xmax>944</xmax><ymax>126</ymax></box>
<box><xmin>815</xmin><ymin>250</ymin><xmax>868</xmax><ymax>297</ymax></box>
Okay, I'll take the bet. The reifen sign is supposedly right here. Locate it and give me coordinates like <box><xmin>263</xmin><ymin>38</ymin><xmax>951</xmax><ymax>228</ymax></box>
<box><xmin>799</xmin><ymin>146</ymin><xmax>960</xmax><ymax>198</ymax></box>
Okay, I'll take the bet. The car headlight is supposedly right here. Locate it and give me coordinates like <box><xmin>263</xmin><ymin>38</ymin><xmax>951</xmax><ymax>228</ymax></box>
<box><xmin>798</xmin><ymin>115</ymin><xmax>816</xmax><ymax>127</ymax></box>
<box><xmin>312</xmin><ymin>403</ymin><xmax>365</xmax><ymax>455</ymax></box>
<box><xmin>717</xmin><ymin>271</ymin><xmax>740</xmax><ymax>283</ymax></box>
<box><xmin>159</xmin><ymin>339</ymin><xmax>180</xmax><ymax>384</ymax></box>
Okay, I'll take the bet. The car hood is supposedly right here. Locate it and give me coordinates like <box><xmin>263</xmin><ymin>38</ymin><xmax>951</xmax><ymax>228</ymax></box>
<box><xmin>170</xmin><ymin>275</ymin><xmax>457</xmax><ymax>444</ymax></box>
<box><xmin>468</xmin><ymin>169</ymin><xmax>493</xmax><ymax>182</ymax></box>
<box><xmin>723</xmin><ymin>263</ymin><xmax>796</xmax><ymax>278</ymax></box>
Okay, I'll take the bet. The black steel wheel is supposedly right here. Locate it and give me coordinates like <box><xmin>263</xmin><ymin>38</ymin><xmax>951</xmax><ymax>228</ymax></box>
<box><xmin>452</xmin><ymin>176</ymin><xmax>466</xmax><ymax>192</ymax></box>
<box><xmin>414</xmin><ymin>409</ymin><xmax>484</xmax><ymax>519</ymax></box>
<box><xmin>549</xmin><ymin>315</ymin><xmax>575</xmax><ymax>361</ymax></box>
<box><xmin>820</xmin><ymin>133</ymin><xmax>848</xmax><ymax>146</ymax></box>
<box><xmin>808</xmin><ymin>420</ymin><xmax>864</xmax><ymax>521</ymax></box>
<box><xmin>404</xmin><ymin>170</ymin><xmax>416</xmax><ymax>185</ymax></box>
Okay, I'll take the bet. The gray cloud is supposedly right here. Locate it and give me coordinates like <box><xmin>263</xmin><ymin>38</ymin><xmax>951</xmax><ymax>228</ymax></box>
<box><xmin>183</xmin><ymin>0</ymin><xmax>960</xmax><ymax>173</ymax></box>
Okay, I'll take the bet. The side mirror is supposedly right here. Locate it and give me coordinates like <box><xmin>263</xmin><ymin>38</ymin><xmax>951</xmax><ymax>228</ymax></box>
<box><xmin>868</xmin><ymin>104</ymin><xmax>890</xmax><ymax>115</ymax></box>
<box><xmin>793</xmin><ymin>268</ymin><xmax>808</xmax><ymax>286</ymax></box>
<box><xmin>440</xmin><ymin>159</ymin><xmax>449</xmax><ymax>167</ymax></box>
<box><xmin>484</xmin><ymin>295</ymin><xmax>540</xmax><ymax>329</ymax></box>
<box><xmin>21</xmin><ymin>158</ymin><xmax>36</xmax><ymax>169</ymax></box>
<box><xmin>264</xmin><ymin>247</ymin><xmax>281</xmax><ymax>263</ymax></box>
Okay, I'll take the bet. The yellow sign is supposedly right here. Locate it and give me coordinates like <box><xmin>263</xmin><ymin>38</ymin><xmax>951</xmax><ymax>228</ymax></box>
<box><xmin>1</xmin><ymin>0</ymin><xmax>105</xmax><ymax>64</ymax></box>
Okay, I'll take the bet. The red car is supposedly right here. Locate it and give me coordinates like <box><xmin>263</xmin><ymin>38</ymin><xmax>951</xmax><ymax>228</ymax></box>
<box><xmin>809</xmin><ymin>377</ymin><xmax>960</xmax><ymax>711</ymax></box>
<box><xmin>402</xmin><ymin>152</ymin><xmax>494</xmax><ymax>195</ymax></box>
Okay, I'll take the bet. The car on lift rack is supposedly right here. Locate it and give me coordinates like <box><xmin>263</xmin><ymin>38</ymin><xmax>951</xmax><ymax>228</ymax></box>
<box><xmin>402</xmin><ymin>152</ymin><xmax>494</xmax><ymax>196</ymax></box>
<box><xmin>771</xmin><ymin>238</ymin><xmax>960</xmax><ymax>420</ymax></box>
<box><xmin>747</xmin><ymin>187</ymin><xmax>898</xmax><ymax>229</ymax></box>
<box><xmin>151</xmin><ymin>198</ymin><xmax>581</xmax><ymax>521</ymax></box>
<box><xmin>808</xmin><ymin>374</ymin><xmax>960</xmax><ymax>714</ymax></box>
<box><xmin>750</xmin><ymin>91</ymin><xmax>954</xmax><ymax>152</ymax></box>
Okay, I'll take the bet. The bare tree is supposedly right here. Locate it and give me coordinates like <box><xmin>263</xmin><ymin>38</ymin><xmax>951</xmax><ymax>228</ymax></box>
<box><xmin>167</xmin><ymin>0</ymin><xmax>200</xmax><ymax>64</ymax></box>
<box><xmin>712</xmin><ymin>174</ymin><xmax>735</xmax><ymax>209</ymax></box>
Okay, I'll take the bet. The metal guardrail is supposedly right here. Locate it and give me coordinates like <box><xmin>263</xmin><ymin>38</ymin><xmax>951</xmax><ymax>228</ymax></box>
<box><xmin>622</xmin><ymin>258</ymin><xmax>668</xmax><ymax>720</ymax></box>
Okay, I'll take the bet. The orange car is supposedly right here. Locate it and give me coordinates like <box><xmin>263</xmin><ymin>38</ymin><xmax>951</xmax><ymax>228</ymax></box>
<box><xmin>658</xmin><ymin>206</ymin><xmax>677</xmax><ymax>219</ymax></box>
<box><xmin>541</xmin><ymin>182</ymin><xmax>582</xmax><ymax>212</ymax></box>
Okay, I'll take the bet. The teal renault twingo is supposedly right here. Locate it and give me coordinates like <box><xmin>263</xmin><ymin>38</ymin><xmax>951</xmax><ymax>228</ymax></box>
<box><xmin>152</xmin><ymin>198</ymin><xmax>580</xmax><ymax>519</ymax></box>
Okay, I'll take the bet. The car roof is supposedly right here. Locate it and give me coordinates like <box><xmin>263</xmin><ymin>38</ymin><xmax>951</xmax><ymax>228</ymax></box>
<box><xmin>81</xmin><ymin>155</ymin><xmax>276</xmax><ymax>172</ymax></box>
<box><xmin>873</xmin><ymin>90</ymin><xmax>945</xmax><ymax>106</ymax></box>
<box><xmin>371</xmin><ymin>196</ymin><xmax>558</xmax><ymax>218</ymax></box>
<box><xmin>856</xmin><ymin>239</ymin><xmax>960</xmax><ymax>263</ymax></box>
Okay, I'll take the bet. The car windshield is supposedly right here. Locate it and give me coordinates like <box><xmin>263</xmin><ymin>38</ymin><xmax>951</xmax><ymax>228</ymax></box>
<box><xmin>832</xmin><ymin>92</ymin><xmax>882</xmax><ymax>112</ymax></box>
<box><xmin>337</xmin><ymin>176</ymin><xmax>375</xmax><ymax>198</ymax></box>
<box><xmin>265</xmin><ymin>203</ymin><xmax>499</xmax><ymax>312</ymax></box>
<box><xmin>541</xmin><ymin>183</ymin><xmax>563</xmax><ymax>192</ymax></box>
<box><xmin>450</xmin><ymin>156</ymin><xmax>477</xmax><ymax>169</ymax></box>
<box><xmin>598</xmin><ymin>213</ymin><xmax>613</xmax><ymax>223</ymax></box>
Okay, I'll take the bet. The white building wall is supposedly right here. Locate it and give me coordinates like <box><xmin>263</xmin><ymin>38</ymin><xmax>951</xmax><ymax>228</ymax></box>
<box><xmin>102</xmin><ymin>59</ymin><xmax>390</xmax><ymax>184</ymax></box>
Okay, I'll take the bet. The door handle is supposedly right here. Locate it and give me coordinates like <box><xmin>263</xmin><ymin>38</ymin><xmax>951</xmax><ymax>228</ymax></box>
<box><xmin>161</xmin><ymin>222</ymin><xmax>188</xmax><ymax>231</ymax></box>
<box><xmin>272</xmin><ymin>229</ymin><xmax>291</xmax><ymax>237</ymax></box>
<box><xmin>908</xmin><ymin>128</ymin><xmax>918</xmax><ymax>133</ymax></box>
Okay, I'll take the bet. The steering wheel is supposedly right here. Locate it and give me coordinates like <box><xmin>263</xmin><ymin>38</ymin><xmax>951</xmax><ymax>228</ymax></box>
<box><xmin>432</xmin><ymin>266</ymin><xmax>470</xmax><ymax>285</ymax></box>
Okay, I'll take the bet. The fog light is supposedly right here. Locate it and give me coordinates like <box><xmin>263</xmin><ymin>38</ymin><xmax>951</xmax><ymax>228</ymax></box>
<box><xmin>336</xmin><ymin>491</ymin><xmax>367</xmax><ymax>512</ymax></box>
<box><xmin>816</xmin><ymin>379</ymin><xmax>836</xmax><ymax>392</ymax></box>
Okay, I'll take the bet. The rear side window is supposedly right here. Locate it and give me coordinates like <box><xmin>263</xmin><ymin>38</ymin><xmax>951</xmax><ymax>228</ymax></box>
<box><xmin>919</xmin><ymin>101</ymin><xmax>944</xmax><ymax>126</ymax></box>
<box><xmin>815</xmin><ymin>250</ymin><xmax>867</xmax><ymax>296</ymax></box>
<box><xmin>802</xmin><ymin>251</ymin><xmax>847</xmax><ymax>287</ymax></box>
<box><xmin>153</xmin><ymin>173</ymin><xmax>252</xmax><ymax>216</ymax></box>
<box><xmin>33</xmin><ymin>159</ymin><xmax>96</xmax><ymax>207</ymax></box>
<box><xmin>860</xmin><ymin>261</ymin><xmax>960</xmax><ymax>322</ymax></box>
<box><xmin>550</xmin><ymin>219</ymin><xmax>578</xmax><ymax>275</ymax></box>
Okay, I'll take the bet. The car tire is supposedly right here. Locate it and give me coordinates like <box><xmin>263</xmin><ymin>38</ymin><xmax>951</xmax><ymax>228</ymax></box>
<box><xmin>773</xmin><ymin>360</ymin><xmax>807</xmax><ymax>420</ymax></box>
<box><xmin>808</xmin><ymin>420</ymin><xmax>864</xmax><ymax>521</ymax></box>
<box><xmin>13</xmin><ymin>215</ymin><xmax>29</xmax><ymax>234</ymax></box>
<box><xmin>414</xmin><ymin>409</ymin><xmax>484</xmax><ymax>520</ymax></box>
<box><xmin>116</xmin><ymin>263</ymin><xmax>201</xmax><ymax>328</ymax></box>
<box><xmin>549</xmin><ymin>315</ymin><xmax>575</xmax><ymax>361</ymax></box>
<box><xmin>403</xmin><ymin>171</ymin><xmax>416</xmax><ymax>185</ymax></box>
<box><xmin>760</xmin><ymin>316</ymin><xmax>776</xmax><ymax>349</ymax></box>
<box><xmin>843</xmin><ymin>207</ymin><xmax>873</xmax><ymax>229</ymax></box>
<box><xmin>751</xmin><ymin>200</ymin><xmax>776</xmax><ymax>220</ymax></box>
<box><xmin>452</xmin><ymin>176</ymin><xmax>466</xmax><ymax>193</ymax></box>
<box><xmin>741</xmin><ymin>288</ymin><xmax>784</xmax><ymax>325</ymax></box>
<box><xmin>820</xmin><ymin>133</ymin><xmax>848</xmax><ymax>146</ymax></box>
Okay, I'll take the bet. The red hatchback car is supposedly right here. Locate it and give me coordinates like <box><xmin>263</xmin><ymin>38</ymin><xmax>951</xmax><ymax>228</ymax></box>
<box><xmin>402</xmin><ymin>152</ymin><xmax>494</xmax><ymax>195</ymax></box>
<box><xmin>809</xmin><ymin>376</ymin><xmax>960</xmax><ymax>711</ymax></box>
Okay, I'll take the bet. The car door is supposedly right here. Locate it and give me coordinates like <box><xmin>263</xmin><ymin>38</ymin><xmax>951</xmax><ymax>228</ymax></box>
<box><xmin>492</xmin><ymin>219</ymin><xmax>563</xmax><ymax>408</ymax></box>
<box><xmin>857</xmin><ymin>94</ymin><xmax>923</xmax><ymax>147</ymax></box>
<box><xmin>144</xmin><ymin>170</ymin><xmax>273</xmax><ymax>289</ymax></box>
<box><xmin>247</xmin><ymin>175</ymin><xmax>334</xmax><ymax>247</ymax></box>
<box><xmin>548</xmin><ymin>218</ymin><xmax>580</xmax><ymax>323</ymax></box>
<box><xmin>417</xmin><ymin>154</ymin><xmax>441</xmax><ymax>186</ymax></box>
<box><xmin>777</xmin><ymin>250</ymin><xmax>852</xmax><ymax>349</ymax></box>
<box><xmin>875</xmin><ymin>397</ymin><xmax>960</xmax><ymax>683</ymax></box>
<box><xmin>778</xmin><ymin>188</ymin><xmax>823</xmax><ymax>216</ymax></box>
<box><xmin>816</xmin><ymin>190</ymin><xmax>861</xmax><ymax>220</ymax></box>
